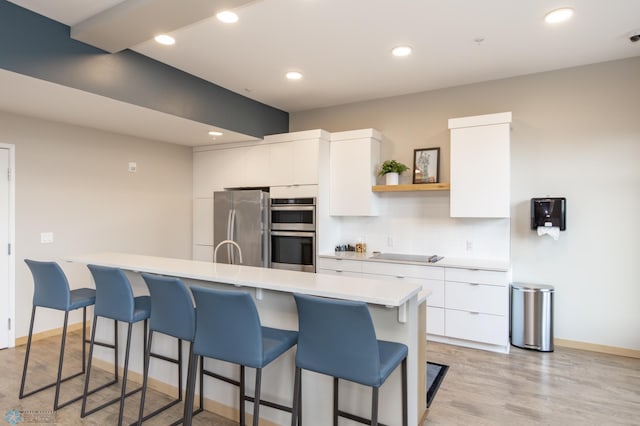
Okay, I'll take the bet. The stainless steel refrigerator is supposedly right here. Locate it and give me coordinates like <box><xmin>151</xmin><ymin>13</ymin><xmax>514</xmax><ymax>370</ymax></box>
<box><xmin>213</xmin><ymin>190</ymin><xmax>269</xmax><ymax>267</ymax></box>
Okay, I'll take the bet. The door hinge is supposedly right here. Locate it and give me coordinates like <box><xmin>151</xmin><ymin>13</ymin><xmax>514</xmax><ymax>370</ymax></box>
<box><xmin>7</xmin><ymin>318</ymin><xmax>10</xmax><ymax>330</ymax></box>
<box><xmin>7</xmin><ymin>168</ymin><xmax>11</xmax><ymax>181</ymax></box>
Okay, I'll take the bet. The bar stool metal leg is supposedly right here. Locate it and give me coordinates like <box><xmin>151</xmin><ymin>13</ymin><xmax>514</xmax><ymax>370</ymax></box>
<box><xmin>371</xmin><ymin>387</ymin><xmax>379</xmax><ymax>426</ymax></box>
<box><xmin>401</xmin><ymin>358</ymin><xmax>407</xmax><ymax>426</ymax></box>
<box><xmin>333</xmin><ymin>378</ymin><xmax>339</xmax><ymax>426</ymax></box>
<box><xmin>20</xmin><ymin>305</ymin><xmax>91</xmax><ymax>409</ymax></box>
<box><xmin>53</xmin><ymin>311</ymin><xmax>70</xmax><ymax>409</ymax></box>
<box><xmin>253</xmin><ymin>368</ymin><xmax>262</xmax><ymax>426</ymax></box>
<box><xmin>240</xmin><ymin>365</ymin><xmax>246</xmax><ymax>426</ymax></box>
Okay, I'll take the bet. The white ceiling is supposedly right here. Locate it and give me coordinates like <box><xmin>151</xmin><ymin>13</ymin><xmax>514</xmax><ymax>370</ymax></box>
<box><xmin>4</xmin><ymin>0</ymin><xmax>640</xmax><ymax>145</ymax></box>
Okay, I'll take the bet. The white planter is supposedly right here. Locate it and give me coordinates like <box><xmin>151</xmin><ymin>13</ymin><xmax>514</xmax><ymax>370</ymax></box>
<box><xmin>385</xmin><ymin>172</ymin><xmax>399</xmax><ymax>185</ymax></box>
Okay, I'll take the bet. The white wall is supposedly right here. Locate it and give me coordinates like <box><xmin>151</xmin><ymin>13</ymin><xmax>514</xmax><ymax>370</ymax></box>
<box><xmin>291</xmin><ymin>57</ymin><xmax>640</xmax><ymax>350</ymax></box>
<box><xmin>0</xmin><ymin>111</ymin><xmax>193</xmax><ymax>338</ymax></box>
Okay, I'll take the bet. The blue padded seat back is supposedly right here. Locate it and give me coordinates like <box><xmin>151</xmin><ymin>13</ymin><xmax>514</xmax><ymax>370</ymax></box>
<box><xmin>294</xmin><ymin>293</ymin><xmax>382</xmax><ymax>387</ymax></box>
<box><xmin>88</xmin><ymin>264</ymin><xmax>135</xmax><ymax>322</ymax></box>
<box><xmin>141</xmin><ymin>273</ymin><xmax>195</xmax><ymax>341</ymax></box>
<box><xmin>191</xmin><ymin>286</ymin><xmax>263</xmax><ymax>368</ymax></box>
<box><xmin>25</xmin><ymin>259</ymin><xmax>71</xmax><ymax>310</ymax></box>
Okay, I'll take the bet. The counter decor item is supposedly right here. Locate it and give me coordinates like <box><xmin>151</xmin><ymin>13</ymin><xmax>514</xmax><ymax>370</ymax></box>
<box><xmin>378</xmin><ymin>159</ymin><xmax>409</xmax><ymax>185</ymax></box>
<box><xmin>413</xmin><ymin>147</ymin><xmax>440</xmax><ymax>184</ymax></box>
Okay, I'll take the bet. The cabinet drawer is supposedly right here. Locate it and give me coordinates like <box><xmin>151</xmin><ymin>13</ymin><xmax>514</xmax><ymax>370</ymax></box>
<box><xmin>446</xmin><ymin>281</ymin><xmax>507</xmax><ymax>315</ymax></box>
<box><xmin>316</xmin><ymin>258</ymin><xmax>363</xmax><ymax>273</ymax></box>
<box><xmin>427</xmin><ymin>307</ymin><xmax>444</xmax><ymax>336</ymax></box>
<box><xmin>445</xmin><ymin>268</ymin><xmax>508</xmax><ymax>286</ymax></box>
<box><xmin>362</xmin><ymin>262</ymin><xmax>444</xmax><ymax>280</ymax></box>
<box><xmin>445</xmin><ymin>309</ymin><xmax>507</xmax><ymax>346</ymax></box>
<box><xmin>317</xmin><ymin>269</ymin><xmax>365</xmax><ymax>278</ymax></box>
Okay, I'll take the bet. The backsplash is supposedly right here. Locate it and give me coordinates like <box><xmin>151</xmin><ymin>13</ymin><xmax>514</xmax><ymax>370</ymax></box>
<box><xmin>333</xmin><ymin>192</ymin><xmax>510</xmax><ymax>260</ymax></box>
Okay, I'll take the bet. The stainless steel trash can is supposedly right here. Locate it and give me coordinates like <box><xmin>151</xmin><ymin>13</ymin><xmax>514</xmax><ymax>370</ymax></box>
<box><xmin>510</xmin><ymin>283</ymin><xmax>554</xmax><ymax>352</ymax></box>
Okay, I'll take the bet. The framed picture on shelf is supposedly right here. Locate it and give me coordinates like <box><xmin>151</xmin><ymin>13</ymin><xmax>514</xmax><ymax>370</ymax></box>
<box><xmin>413</xmin><ymin>147</ymin><xmax>440</xmax><ymax>184</ymax></box>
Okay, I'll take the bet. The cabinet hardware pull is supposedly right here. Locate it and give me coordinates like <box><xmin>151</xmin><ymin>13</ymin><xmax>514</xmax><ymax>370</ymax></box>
<box><xmin>469</xmin><ymin>282</ymin><xmax>480</xmax><ymax>286</ymax></box>
<box><xmin>469</xmin><ymin>311</ymin><xmax>480</xmax><ymax>315</ymax></box>
<box><xmin>396</xmin><ymin>276</ymin><xmax>405</xmax><ymax>279</ymax></box>
<box><xmin>336</xmin><ymin>270</ymin><xmax>343</xmax><ymax>273</ymax></box>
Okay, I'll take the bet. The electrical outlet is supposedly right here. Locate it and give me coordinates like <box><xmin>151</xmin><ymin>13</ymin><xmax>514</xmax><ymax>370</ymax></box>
<box><xmin>128</xmin><ymin>162</ymin><xmax>137</xmax><ymax>173</ymax></box>
<box><xmin>466</xmin><ymin>240</ymin><xmax>473</xmax><ymax>251</ymax></box>
<box><xmin>40</xmin><ymin>232</ymin><xmax>54</xmax><ymax>244</ymax></box>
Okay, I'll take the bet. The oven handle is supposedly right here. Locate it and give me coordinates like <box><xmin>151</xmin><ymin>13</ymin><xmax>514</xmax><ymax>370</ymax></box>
<box><xmin>270</xmin><ymin>230</ymin><xmax>316</xmax><ymax>237</ymax></box>
<box><xmin>270</xmin><ymin>205</ymin><xmax>315</xmax><ymax>211</ymax></box>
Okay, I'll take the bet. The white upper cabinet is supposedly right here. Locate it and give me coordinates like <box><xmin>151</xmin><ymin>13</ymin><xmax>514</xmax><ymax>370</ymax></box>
<box><xmin>265</xmin><ymin>129</ymin><xmax>327</xmax><ymax>187</ymax></box>
<box><xmin>449</xmin><ymin>112</ymin><xmax>512</xmax><ymax>218</ymax></box>
<box><xmin>329</xmin><ymin>129</ymin><xmax>381</xmax><ymax>216</ymax></box>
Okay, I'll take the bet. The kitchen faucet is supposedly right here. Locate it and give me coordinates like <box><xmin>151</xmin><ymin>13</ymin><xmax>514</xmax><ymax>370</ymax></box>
<box><xmin>214</xmin><ymin>239</ymin><xmax>244</xmax><ymax>264</ymax></box>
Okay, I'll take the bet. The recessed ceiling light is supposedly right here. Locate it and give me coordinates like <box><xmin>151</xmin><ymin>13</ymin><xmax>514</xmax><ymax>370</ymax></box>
<box><xmin>391</xmin><ymin>45</ymin><xmax>412</xmax><ymax>57</ymax></box>
<box><xmin>544</xmin><ymin>7</ymin><xmax>574</xmax><ymax>24</ymax></box>
<box><xmin>208</xmin><ymin>131</ymin><xmax>223</xmax><ymax>137</ymax></box>
<box><xmin>154</xmin><ymin>34</ymin><xmax>175</xmax><ymax>45</ymax></box>
<box><xmin>286</xmin><ymin>71</ymin><xmax>303</xmax><ymax>80</ymax></box>
<box><xmin>216</xmin><ymin>11</ymin><xmax>239</xmax><ymax>23</ymax></box>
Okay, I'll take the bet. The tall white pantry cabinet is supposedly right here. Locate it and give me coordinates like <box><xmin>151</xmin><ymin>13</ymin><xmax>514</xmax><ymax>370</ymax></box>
<box><xmin>449</xmin><ymin>112</ymin><xmax>512</xmax><ymax>218</ymax></box>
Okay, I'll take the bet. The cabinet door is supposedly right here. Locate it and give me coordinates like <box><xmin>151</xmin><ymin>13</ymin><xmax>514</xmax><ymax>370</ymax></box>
<box><xmin>293</xmin><ymin>140</ymin><xmax>319</xmax><ymax>184</ymax></box>
<box><xmin>268</xmin><ymin>142</ymin><xmax>294</xmax><ymax>186</ymax></box>
<box><xmin>193</xmin><ymin>149</ymin><xmax>235</xmax><ymax>197</ymax></box>
<box><xmin>427</xmin><ymin>307</ymin><xmax>445</xmax><ymax>336</ymax></box>
<box><xmin>235</xmin><ymin>144</ymin><xmax>270</xmax><ymax>188</ymax></box>
<box><xmin>193</xmin><ymin>198</ymin><xmax>214</xmax><ymax>246</ymax></box>
<box><xmin>269</xmin><ymin>140</ymin><xmax>320</xmax><ymax>186</ymax></box>
<box><xmin>450</xmin><ymin>123</ymin><xmax>510</xmax><ymax>218</ymax></box>
<box><xmin>330</xmin><ymin>137</ymin><xmax>379</xmax><ymax>216</ymax></box>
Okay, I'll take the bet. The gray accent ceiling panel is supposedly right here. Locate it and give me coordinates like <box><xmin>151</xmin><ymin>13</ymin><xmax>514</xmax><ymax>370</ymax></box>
<box><xmin>0</xmin><ymin>0</ymin><xmax>288</xmax><ymax>139</ymax></box>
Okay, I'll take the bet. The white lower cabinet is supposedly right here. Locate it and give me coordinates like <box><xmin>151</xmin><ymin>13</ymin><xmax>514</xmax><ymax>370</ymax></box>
<box><xmin>443</xmin><ymin>267</ymin><xmax>509</xmax><ymax>351</ymax></box>
<box><xmin>360</xmin><ymin>261</ymin><xmax>445</xmax><ymax>335</ymax></box>
<box><xmin>317</xmin><ymin>257</ymin><xmax>510</xmax><ymax>352</ymax></box>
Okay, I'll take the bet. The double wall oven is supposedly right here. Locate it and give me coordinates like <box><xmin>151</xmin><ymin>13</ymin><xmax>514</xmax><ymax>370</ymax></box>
<box><xmin>270</xmin><ymin>198</ymin><xmax>316</xmax><ymax>272</ymax></box>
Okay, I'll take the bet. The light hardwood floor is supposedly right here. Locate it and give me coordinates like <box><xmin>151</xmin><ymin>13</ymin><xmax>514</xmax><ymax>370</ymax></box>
<box><xmin>425</xmin><ymin>340</ymin><xmax>640</xmax><ymax>425</ymax></box>
<box><xmin>1</xmin><ymin>331</ymin><xmax>638</xmax><ymax>425</ymax></box>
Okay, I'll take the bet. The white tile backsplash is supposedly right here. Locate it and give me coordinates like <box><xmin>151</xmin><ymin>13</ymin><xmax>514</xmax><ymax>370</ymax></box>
<box><xmin>335</xmin><ymin>192</ymin><xmax>509</xmax><ymax>260</ymax></box>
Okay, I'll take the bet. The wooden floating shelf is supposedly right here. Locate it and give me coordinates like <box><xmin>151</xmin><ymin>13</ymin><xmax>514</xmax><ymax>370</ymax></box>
<box><xmin>372</xmin><ymin>183</ymin><xmax>451</xmax><ymax>192</ymax></box>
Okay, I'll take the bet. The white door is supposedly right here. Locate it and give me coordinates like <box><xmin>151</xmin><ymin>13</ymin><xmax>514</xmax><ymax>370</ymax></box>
<box><xmin>0</xmin><ymin>148</ymin><xmax>9</xmax><ymax>348</ymax></box>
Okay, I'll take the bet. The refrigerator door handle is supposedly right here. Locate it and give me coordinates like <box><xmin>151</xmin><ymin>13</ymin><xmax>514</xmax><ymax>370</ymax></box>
<box><xmin>230</xmin><ymin>209</ymin><xmax>237</xmax><ymax>264</ymax></box>
<box><xmin>226</xmin><ymin>209</ymin><xmax>233</xmax><ymax>263</ymax></box>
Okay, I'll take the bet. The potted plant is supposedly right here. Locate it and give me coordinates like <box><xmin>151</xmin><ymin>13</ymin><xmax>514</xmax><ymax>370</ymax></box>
<box><xmin>378</xmin><ymin>160</ymin><xmax>409</xmax><ymax>185</ymax></box>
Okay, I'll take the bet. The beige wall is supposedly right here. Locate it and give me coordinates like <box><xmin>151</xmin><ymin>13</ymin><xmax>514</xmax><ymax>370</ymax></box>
<box><xmin>1</xmin><ymin>111</ymin><xmax>193</xmax><ymax>338</ymax></box>
<box><xmin>291</xmin><ymin>57</ymin><xmax>640</xmax><ymax>350</ymax></box>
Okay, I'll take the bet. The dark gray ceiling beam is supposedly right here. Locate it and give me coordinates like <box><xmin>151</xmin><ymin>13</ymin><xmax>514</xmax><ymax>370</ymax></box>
<box><xmin>0</xmin><ymin>0</ymin><xmax>288</xmax><ymax>139</ymax></box>
<box><xmin>71</xmin><ymin>0</ymin><xmax>255</xmax><ymax>53</ymax></box>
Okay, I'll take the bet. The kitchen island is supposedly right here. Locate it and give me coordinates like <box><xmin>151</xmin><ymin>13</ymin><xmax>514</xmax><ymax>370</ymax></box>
<box><xmin>67</xmin><ymin>252</ymin><xmax>427</xmax><ymax>426</ymax></box>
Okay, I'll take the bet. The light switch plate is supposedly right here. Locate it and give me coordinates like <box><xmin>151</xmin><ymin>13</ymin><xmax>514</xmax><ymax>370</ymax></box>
<box><xmin>40</xmin><ymin>232</ymin><xmax>54</xmax><ymax>244</ymax></box>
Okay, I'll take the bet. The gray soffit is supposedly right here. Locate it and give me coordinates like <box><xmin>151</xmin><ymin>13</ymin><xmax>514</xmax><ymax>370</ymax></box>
<box><xmin>0</xmin><ymin>0</ymin><xmax>288</xmax><ymax>139</ymax></box>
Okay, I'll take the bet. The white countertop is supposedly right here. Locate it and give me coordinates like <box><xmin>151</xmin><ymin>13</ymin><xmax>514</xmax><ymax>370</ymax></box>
<box><xmin>67</xmin><ymin>252</ymin><xmax>422</xmax><ymax>307</ymax></box>
<box><xmin>319</xmin><ymin>252</ymin><xmax>510</xmax><ymax>272</ymax></box>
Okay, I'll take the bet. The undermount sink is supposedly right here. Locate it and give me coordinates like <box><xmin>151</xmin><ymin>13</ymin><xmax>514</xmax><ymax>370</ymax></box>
<box><xmin>369</xmin><ymin>253</ymin><xmax>443</xmax><ymax>263</ymax></box>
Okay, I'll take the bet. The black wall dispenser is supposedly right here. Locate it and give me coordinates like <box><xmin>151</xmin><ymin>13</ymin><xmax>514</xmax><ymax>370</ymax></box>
<box><xmin>531</xmin><ymin>198</ymin><xmax>566</xmax><ymax>231</ymax></box>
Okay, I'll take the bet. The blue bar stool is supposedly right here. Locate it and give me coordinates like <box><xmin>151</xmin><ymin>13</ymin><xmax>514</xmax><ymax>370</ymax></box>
<box><xmin>135</xmin><ymin>273</ymin><xmax>203</xmax><ymax>425</ymax></box>
<box><xmin>183</xmin><ymin>286</ymin><xmax>298</xmax><ymax>426</ymax></box>
<box><xmin>81</xmin><ymin>265</ymin><xmax>150</xmax><ymax>426</ymax></box>
<box><xmin>291</xmin><ymin>293</ymin><xmax>408</xmax><ymax>426</ymax></box>
<box><xmin>20</xmin><ymin>259</ymin><xmax>96</xmax><ymax>410</ymax></box>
